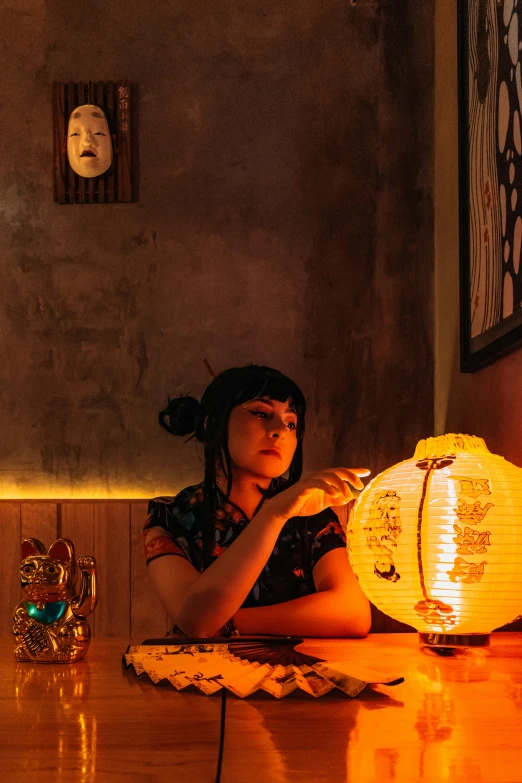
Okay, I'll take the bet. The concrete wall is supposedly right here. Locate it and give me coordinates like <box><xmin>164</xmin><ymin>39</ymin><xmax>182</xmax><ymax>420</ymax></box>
<box><xmin>435</xmin><ymin>0</ymin><xmax>522</xmax><ymax>468</ymax></box>
<box><xmin>0</xmin><ymin>0</ymin><xmax>434</xmax><ymax>498</ymax></box>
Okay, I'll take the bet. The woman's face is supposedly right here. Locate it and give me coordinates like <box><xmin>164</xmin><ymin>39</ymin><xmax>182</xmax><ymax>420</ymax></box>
<box><xmin>227</xmin><ymin>397</ymin><xmax>298</xmax><ymax>480</ymax></box>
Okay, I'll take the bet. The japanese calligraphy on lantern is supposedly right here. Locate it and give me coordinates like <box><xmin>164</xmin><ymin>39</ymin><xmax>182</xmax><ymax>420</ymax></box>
<box><xmin>447</xmin><ymin>476</ymin><xmax>493</xmax><ymax>583</ymax></box>
<box><xmin>452</xmin><ymin>477</ymin><xmax>491</xmax><ymax>499</ymax></box>
<box><xmin>453</xmin><ymin>527</ymin><xmax>491</xmax><ymax>555</ymax></box>
<box><xmin>363</xmin><ymin>490</ymin><xmax>402</xmax><ymax>583</ymax></box>
<box><xmin>455</xmin><ymin>499</ymin><xmax>494</xmax><ymax>524</ymax></box>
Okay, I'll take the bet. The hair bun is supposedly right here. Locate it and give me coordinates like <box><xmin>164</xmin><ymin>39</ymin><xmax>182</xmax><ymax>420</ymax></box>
<box><xmin>159</xmin><ymin>396</ymin><xmax>205</xmax><ymax>439</ymax></box>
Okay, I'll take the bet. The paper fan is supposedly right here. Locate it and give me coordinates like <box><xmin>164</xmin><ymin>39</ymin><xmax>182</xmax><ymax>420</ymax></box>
<box><xmin>123</xmin><ymin>637</ymin><xmax>404</xmax><ymax>699</ymax></box>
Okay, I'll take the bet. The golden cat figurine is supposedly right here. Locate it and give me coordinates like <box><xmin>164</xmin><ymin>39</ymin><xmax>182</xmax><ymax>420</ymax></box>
<box><xmin>14</xmin><ymin>538</ymin><xmax>98</xmax><ymax>663</ymax></box>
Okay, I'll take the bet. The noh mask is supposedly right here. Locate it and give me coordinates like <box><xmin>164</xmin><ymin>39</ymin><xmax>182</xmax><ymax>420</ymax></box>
<box><xmin>67</xmin><ymin>103</ymin><xmax>113</xmax><ymax>178</ymax></box>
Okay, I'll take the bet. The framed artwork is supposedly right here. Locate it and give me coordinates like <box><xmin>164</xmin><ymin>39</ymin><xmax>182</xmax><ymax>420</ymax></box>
<box><xmin>52</xmin><ymin>80</ymin><xmax>135</xmax><ymax>204</ymax></box>
<box><xmin>458</xmin><ymin>0</ymin><xmax>522</xmax><ymax>371</ymax></box>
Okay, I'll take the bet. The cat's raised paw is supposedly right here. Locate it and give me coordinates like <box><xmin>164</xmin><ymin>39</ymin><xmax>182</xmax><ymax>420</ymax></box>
<box><xmin>77</xmin><ymin>556</ymin><xmax>96</xmax><ymax>570</ymax></box>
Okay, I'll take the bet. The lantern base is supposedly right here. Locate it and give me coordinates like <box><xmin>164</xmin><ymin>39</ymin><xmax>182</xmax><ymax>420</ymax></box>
<box><xmin>419</xmin><ymin>632</ymin><xmax>490</xmax><ymax>649</ymax></box>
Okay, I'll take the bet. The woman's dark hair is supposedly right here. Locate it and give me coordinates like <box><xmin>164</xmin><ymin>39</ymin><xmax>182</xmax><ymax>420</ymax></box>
<box><xmin>159</xmin><ymin>365</ymin><xmax>306</xmax><ymax>509</ymax></box>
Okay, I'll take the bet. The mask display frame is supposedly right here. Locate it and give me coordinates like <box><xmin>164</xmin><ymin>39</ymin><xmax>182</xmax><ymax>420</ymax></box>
<box><xmin>52</xmin><ymin>80</ymin><xmax>135</xmax><ymax>204</ymax></box>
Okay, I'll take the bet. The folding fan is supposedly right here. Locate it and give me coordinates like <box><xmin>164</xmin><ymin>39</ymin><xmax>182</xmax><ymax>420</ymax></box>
<box><xmin>123</xmin><ymin>637</ymin><xmax>404</xmax><ymax>699</ymax></box>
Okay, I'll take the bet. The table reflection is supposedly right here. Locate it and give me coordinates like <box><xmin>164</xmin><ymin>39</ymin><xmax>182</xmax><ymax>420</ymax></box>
<box><xmin>14</xmin><ymin>663</ymin><xmax>96</xmax><ymax>781</ymax></box>
<box><xmin>2</xmin><ymin>635</ymin><xmax>521</xmax><ymax>783</ymax></box>
<box><xmin>344</xmin><ymin>645</ymin><xmax>519</xmax><ymax>783</ymax></box>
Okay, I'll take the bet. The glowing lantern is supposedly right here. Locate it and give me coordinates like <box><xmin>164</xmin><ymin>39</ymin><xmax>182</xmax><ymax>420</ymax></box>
<box><xmin>347</xmin><ymin>434</ymin><xmax>522</xmax><ymax>647</ymax></box>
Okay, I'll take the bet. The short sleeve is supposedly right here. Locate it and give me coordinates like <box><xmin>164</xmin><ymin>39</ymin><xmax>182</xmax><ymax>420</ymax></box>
<box><xmin>143</xmin><ymin>498</ymin><xmax>196</xmax><ymax>566</ymax></box>
<box><xmin>309</xmin><ymin>508</ymin><xmax>347</xmax><ymax>571</ymax></box>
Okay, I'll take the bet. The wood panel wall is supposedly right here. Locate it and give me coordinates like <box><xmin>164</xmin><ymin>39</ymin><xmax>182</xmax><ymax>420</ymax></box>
<box><xmin>1</xmin><ymin>501</ymin><xmax>169</xmax><ymax>640</ymax></box>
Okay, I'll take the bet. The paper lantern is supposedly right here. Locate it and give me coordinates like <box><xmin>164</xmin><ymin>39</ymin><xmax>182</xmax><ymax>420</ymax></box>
<box><xmin>346</xmin><ymin>434</ymin><xmax>522</xmax><ymax>647</ymax></box>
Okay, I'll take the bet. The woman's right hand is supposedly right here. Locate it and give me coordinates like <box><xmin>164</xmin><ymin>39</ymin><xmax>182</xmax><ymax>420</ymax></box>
<box><xmin>261</xmin><ymin>467</ymin><xmax>371</xmax><ymax>523</ymax></box>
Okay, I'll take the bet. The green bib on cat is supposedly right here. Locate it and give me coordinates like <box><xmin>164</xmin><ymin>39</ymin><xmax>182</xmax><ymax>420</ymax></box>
<box><xmin>25</xmin><ymin>601</ymin><xmax>68</xmax><ymax>625</ymax></box>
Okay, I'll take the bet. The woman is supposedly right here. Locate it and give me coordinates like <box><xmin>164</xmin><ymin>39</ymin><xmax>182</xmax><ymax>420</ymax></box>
<box><xmin>144</xmin><ymin>364</ymin><xmax>371</xmax><ymax>638</ymax></box>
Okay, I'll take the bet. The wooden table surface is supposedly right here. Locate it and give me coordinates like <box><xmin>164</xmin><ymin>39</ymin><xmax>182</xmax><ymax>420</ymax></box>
<box><xmin>3</xmin><ymin>633</ymin><xmax>522</xmax><ymax>783</ymax></box>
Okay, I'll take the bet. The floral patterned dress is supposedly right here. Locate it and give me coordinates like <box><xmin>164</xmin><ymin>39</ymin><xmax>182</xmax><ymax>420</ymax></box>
<box><xmin>143</xmin><ymin>483</ymin><xmax>347</xmax><ymax>615</ymax></box>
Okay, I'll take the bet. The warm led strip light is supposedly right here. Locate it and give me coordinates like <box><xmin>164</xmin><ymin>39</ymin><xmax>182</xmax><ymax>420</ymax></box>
<box><xmin>0</xmin><ymin>484</ymin><xmax>185</xmax><ymax>501</ymax></box>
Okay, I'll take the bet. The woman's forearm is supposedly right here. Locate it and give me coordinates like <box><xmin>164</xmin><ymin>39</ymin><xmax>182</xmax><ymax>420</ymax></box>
<box><xmin>234</xmin><ymin>588</ymin><xmax>371</xmax><ymax>638</ymax></box>
<box><xmin>177</xmin><ymin>506</ymin><xmax>285</xmax><ymax>636</ymax></box>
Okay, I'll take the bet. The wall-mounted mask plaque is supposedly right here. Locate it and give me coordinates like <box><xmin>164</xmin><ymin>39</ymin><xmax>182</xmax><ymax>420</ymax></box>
<box><xmin>67</xmin><ymin>104</ymin><xmax>113</xmax><ymax>178</ymax></box>
<box><xmin>53</xmin><ymin>80</ymin><xmax>135</xmax><ymax>203</ymax></box>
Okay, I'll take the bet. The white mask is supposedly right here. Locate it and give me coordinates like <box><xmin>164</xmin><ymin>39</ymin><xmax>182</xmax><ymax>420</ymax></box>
<box><xmin>67</xmin><ymin>104</ymin><xmax>113</xmax><ymax>178</ymax></box>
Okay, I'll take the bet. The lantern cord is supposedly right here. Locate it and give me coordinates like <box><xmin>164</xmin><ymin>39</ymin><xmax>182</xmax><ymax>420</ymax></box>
<box><xmin>215</xmin><ymin>688</ymin><xmax>227</xmax><ymax>783</ymax></box>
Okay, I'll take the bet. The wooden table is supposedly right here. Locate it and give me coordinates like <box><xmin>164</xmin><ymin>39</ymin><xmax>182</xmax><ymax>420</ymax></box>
<box><xmin>2</xmin><ymin>633</ymin><xmax>522</xmax><ymax>782</ymax></box>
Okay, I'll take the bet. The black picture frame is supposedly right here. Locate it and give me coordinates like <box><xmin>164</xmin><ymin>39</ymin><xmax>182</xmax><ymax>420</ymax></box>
<box><xmin>458</xmin><ymin>0</ymin><xmax>522</xmax><ymax>372</ymax></box>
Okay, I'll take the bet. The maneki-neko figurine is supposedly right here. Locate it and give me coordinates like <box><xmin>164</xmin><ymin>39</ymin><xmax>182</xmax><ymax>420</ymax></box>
<box><xmin>14</xmin><ymin>538</ymin><xmax>98</xmax><ymax>663</ymax></box>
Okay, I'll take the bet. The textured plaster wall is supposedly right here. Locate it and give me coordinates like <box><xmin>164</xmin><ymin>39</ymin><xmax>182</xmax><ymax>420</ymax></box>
<box><xmin>0</xmin><ymin>0</ymin><xmax>433</xmax><ymax>498</ymax></box>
